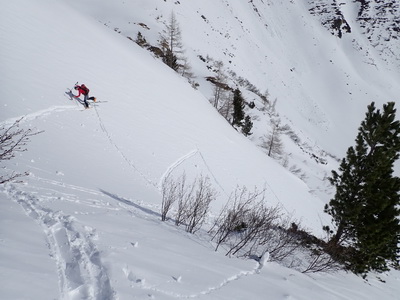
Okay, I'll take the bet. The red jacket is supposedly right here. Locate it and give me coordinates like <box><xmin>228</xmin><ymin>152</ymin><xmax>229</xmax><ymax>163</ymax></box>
<box><xmin>74</xmin><ymin>85</ymin><xmax>88</xmax><ymax>97</ymax></box>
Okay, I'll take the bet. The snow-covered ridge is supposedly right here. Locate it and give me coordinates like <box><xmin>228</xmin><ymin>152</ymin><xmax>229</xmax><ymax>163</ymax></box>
<box><xmin>307</xmin><ymin>0</ymin><xmax>400</xmax><ymax>68</ymax></box>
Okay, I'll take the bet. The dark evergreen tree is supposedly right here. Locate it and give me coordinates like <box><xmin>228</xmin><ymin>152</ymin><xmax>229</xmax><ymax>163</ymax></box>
<box><xmin>325</xmin><ymin>102</ymin><xmax>400</xmax><ymax>275</ymax></box>
<box><xmin>162</xmin><ymin>48</ymin><xmax>179</xmax><ymax>71</ymax></box>
<box><xmin>231</xmin><ymin>89</ymin><xmax>245</xmax><ymax>127</ymax></box>
<box><xmin>242</xmin><ymin>115</ymin><xmax>253</xmax><ymax>137</ymax></box>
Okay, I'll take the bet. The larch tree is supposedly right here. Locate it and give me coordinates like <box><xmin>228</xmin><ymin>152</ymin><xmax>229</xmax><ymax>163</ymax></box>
<box><xmin>160</xmin><ymin>11</ymin><xmax>184</xmax><ymax>72</ymax></box>
<box><xmin>211</xmin><ymin>60</ymin><xmax>229</xmax><ymax>110</ymax></box>
<box><xmin>262</xmin><ymin>119</ymin><xmax>284</xmax><ymax>159</ymax></box>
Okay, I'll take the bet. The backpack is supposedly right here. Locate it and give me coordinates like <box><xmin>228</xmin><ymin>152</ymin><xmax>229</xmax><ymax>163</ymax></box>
<box><xmin>80</xmin><ymin>84</ymin><xmax>89</xmax><ymax>95</ymax></box>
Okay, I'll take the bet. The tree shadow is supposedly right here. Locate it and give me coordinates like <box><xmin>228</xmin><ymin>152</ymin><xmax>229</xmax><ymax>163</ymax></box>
<box><xmin>99</xmin><ymin>189</ymin><xmax>161</xmax><ymax>218</ymax></box>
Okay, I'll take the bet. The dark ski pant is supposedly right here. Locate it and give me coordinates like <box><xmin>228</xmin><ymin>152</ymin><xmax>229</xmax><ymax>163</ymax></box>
<box><xmin>83</xmin><ymin>94</ymin><xmax>89</xmax><ymax>108</ymax></box>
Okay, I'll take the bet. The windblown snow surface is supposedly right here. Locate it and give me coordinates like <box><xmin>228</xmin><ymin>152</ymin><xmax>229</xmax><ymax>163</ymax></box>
<box><xmin>1</xmin><ymin>0</ymin><xmax>400</xmax><ymax>299</ymax></box>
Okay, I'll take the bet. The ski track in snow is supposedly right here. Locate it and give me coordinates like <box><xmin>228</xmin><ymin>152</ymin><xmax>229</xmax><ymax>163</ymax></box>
<box><xmin>157</xmin><ymin>147</ymin><xmax>228</xmax><ymax>197</ymax></box>
<box><xmin>121</xmin><ymin>263</ymin><xmax>262</xmax><ymax>299</ymax></box>
<box><xmin>93</xmin><ymin>105</ymin><xmax>159</xmax><ymax>188</ymax></box>
<box><xmin>158</xmin><ymin>149</ymin><xmax>199</xmax><ymax>189</ymax></box>
<box><xmin>2</xmin><ymin>102</ymin><xmax>224</xmax><ymax>199</ymax></box>
<box><xmin>196</xmin><ymin>149</ymin><xmax>228</xmax><ymax>196</ymax></box>
<box><xmin>16</xmin><ymin>174</ymin><xmax>265</xmax><ymax>299</ymax></box>
<box><xmin>93</xmin><ymin>104</ymin><xmax>224</xmax><ymax>196</ymax></box>
<box><xmin>199</xmin><ymin>268</ymin><xmax>261</xmax><ymax>297</ymax></box>
<box><xmin>2</xmin><ymin>102</ymin><xmax>267</xmax><ymax>299</ymax></box>
<box><xmin>0</xmin><ymin>105</ymin><xmax>77</xmax><ymax>127</ymax></box>
<box><xmin>1</xmin><ymin>102</ymin><xmax>159</xmax><ymax>189</ymax></box>
<box><xmin>3</xmin><ymin>184</ymin><xmax>115</xmax><ymax>300</ymax></box>
<box><xmin>26</xmin><ymin>174</ymin><xmax>121</xmax><ymax>211</ymax></box>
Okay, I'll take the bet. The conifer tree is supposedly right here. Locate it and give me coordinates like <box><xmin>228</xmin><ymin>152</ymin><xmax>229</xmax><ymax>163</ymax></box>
<box><xmin>262</xmin><ymin>119</ymin><xmax>283</xmax><ymax>159</ymax></box>
<box><xmin>135</xmin><ymin>32</ymin><xmax>148</xmax><ymax>48</ymax></box>
<box><xmin>211</xmin><ymin>60</ymin><xmax>228</xmax><ymax>109</ymax></box>
<box><xmin>325</xmin><ymin>102</ymin><xmax>400</xmax><ymax>274</ymax></box>
<box><xmin>231</xmin><ymin>88</ymin><xmax>245</xmax><ymax>127</ymax></box>
<box><xmin>163</xmin><ymin>48</ymin><xmax>179</xmax><ymax>71</ymax></box>
<box><xmin>160</xmin><ymin>11</ymin><xmax>184</xmax><ymax>72</ymax></box>
<box><xmin>242</xmin><ymin>115</ymin><xmax>253</xmax><ymax>137</ymax></box>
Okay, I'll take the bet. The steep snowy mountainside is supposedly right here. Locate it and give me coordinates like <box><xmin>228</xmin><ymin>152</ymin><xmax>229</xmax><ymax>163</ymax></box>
<box><xmin>71</xmin><ymin>0</ymin><xmax>400</xmax><ymax>158</ymax></box>
<box><xmin>355</xmin><ymin>0</ymin><xmax>400</xmax><ymax>69</ymax></box>
<box><xmin>0</xmin><ymin>0</ymin><xmax>329</xmax><ymax>229</ymax></box>
<box><xmin>2</xmin><ymin>1</ymin><xmax>400</xmax><ymax>299</ymax></box>
<box><xmin>308</xmin><ymin>0</ymin><xmax>400</xmax><ymax>70</ymax></box>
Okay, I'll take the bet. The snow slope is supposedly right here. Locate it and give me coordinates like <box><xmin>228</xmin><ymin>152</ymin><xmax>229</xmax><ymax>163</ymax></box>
<box><xmin>77</xmin><ymin>0</ymin><xmax>400</xmax><ymax>154</ymax></box>
<box><xmin>1</xmin><ymin>0</ymin><xmax>399</xmax><ymax>299</ymax></box>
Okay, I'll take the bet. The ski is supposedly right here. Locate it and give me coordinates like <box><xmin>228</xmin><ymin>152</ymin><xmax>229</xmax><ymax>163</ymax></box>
<box><xmin>80</xmin><ymin>106</ymin><xmax>95</xmax><ymax>111</ymax></box>
<box><xmin>65</xmin><ymin>86</ymin><xmax>105</xmax><ymax>109</ymax></box>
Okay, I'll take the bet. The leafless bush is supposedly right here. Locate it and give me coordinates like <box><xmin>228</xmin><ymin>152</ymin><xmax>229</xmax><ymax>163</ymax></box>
<box><xmin>183</xmin><ymin>175</ymin><xmax>216</xmax><ymax>233</ymax></box>
<box><xmin>302</xmin><ymin>247</ymin><xmax>342</xmax><ymax>273</ymax></box>
<box><xmin>175</xmin><ymin>174</ymin><xmax>195</xmax><ymax>226</ymax></box>
<box><xmin>161</xmin><ymin>173</ymin><xmax>216</xmax><ymax>234</ymax></box>
<box><xmin>209</xmin><ymin>186</ymin><xmax>260</xmax><ymax>251</ymax></box>
<box><xmin>0</xmin><ymin>118</ymin><xmax>42</xmax><ymax>184</ymax></box>
<box><xmin>209</xmin><ymin>187</ymin><xmax>284</xmax><ymax>257</ymax></box>
<box><xmin>208</xmin><ymin>187</ymin><xmax>341</xmax><ymax>273</ymax></box>
<box><xmin>284</xmin><ymin>223</ymin><xmax>342</xmax><ymax>273</ymax></box>
<box><xmin>161</xmin><ymin>174</ymin><xmax>181</xmax><ymax>221</ymax></box>
<box><xmin>160</xmin><ymin>173</ymin><xmax>191</xmax><ymax>223</ymax></box>
<box><xmin>229</xmin><ymin>202</ymin><xmax>281</xmax><ymax>257</ymax></box>
<box><xmin>260</xmin><ymin>217</ymin><xmax>302</xmax><ymax>263</ymax></box>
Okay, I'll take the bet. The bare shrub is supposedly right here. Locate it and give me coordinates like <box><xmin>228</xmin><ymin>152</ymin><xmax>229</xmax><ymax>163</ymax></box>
<box><xmin>161</xmin><ymin>173</ymin><xmax>182</xmax><ymax>221</ymax></box>
<box><xmin>209</xmin><ymin>187</ymin><xmax>340</xmax><ymax>273</ymax></box>
<box><xmin>260</xmin><ymin>217</ymin><xmax>302</xmax><ymax>263</ymax></box>
<box><xmin>209</xmin><ymin>187</ymin><xmax>284</xmax><ymax>257</ymax></box>
<box><xmin>286</xmin><ymin>223</ymin><xmax>342</xmax><ymax>273</ymax></box>
<box><xmin>302</xmin><ymin>248</ymin><xmax>342</xmax><ymax>273</ymax></box>
<box><xmin>209</xmin><ymin>186</ymin><xmax>259</xmax><ymax>251</ymax></box>
<box><xmin>230</xmin><ymin>202</ymin><xmax>281</xmax><ymax>257</ymax></box>
<box><xmin>183</xmin><ymin>175</ymin><xmax>216</xmax><ymax>233</ymax></box>
<box><xmin>161</xmin><ymin>173</ymin><xmax>216</xmax><ymax>234</ymax></box>
<box><xmin>0</xmin><ymin>118</ymin><xmax>42</xmax><ymax>184</ymax></box>
<box><xmin>175</xmin><ymin>174</ymin><xmax>194</xmax><ymax>226</ymax></box>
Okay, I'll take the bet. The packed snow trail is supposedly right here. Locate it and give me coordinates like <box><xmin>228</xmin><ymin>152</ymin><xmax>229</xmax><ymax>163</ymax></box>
<box><xmin>0</xmin><ymin>105</ymin><xmax>78</xmax><ymax>127</ymax></box>
<box><xmin>3</xmin><ymin>184</ymin><xmax>115</xmax><ymax>300</ymax></box>
<box><xmin>92</xmin><ymin>104</ymin><xmax>159</xmax><ymax>188</ymax></box>
<box><xmin>13</xmin><ymin>174</ymin><xmax>269</xmax><ymax>300</ymax></box>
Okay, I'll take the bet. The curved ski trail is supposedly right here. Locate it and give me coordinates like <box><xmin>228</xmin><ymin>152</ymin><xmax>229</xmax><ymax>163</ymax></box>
<box><xmin>4</xmin><ymin>184</ymin><xmax>115</xmax><ymax>300</ymax></box>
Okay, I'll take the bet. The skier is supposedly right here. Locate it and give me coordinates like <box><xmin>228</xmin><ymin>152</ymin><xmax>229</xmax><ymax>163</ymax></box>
<box><xmin>73</xmin><ymin>83</ymin><xmax>95</xmax><ymax>109</ymax></box>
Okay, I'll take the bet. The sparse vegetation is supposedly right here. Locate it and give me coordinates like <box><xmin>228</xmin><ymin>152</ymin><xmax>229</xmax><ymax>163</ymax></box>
<box><xmin>261</xmin><ymin>119</ymin><xmax>284</xmax><ymax>159</ymax></box>
<box><xmin>161</xmin><ymin>180</ymin><xmax>342</xmax><ymax>274</ymax></box>
<box><xmin>161</xmin><ymin>173</ymin><xmax>216</xmax><ymax>234</ymax></box>
<box><xmin>0</xmin><ymin>118</ymin><xmax>42</xmax><ymax>184</ymax></box>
